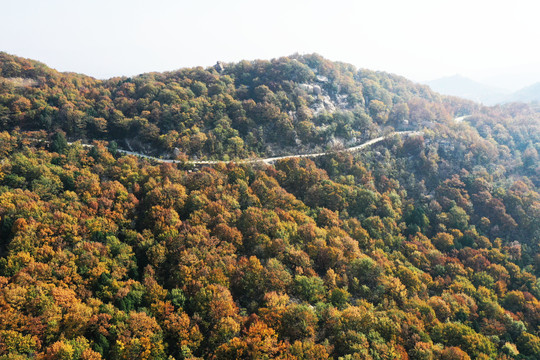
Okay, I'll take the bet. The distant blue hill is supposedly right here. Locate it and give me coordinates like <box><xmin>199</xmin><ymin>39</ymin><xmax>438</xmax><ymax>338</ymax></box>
<box><xmin>425</xmin><ymin>75</ymin><xmax>509</xmax><ymax>105</ymax></box>
<box><xmin>505</xmin><ymin>82</ymin><xmax>540</xmax><ymax>104</ymax></box>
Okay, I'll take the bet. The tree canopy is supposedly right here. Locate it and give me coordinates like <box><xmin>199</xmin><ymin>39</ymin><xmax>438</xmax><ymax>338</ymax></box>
<box><xmin>0</xmin><ymin>53</ymin><xmax>539</xmax><ymax>359</ymax></box>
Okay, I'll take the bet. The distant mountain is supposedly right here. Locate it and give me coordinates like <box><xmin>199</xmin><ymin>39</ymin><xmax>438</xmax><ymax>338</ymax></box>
<box><xmin>425</xmin><ymin>74</ymin><xmax>509</xmax><ymax>105</ymax></box>
<box><xmin>426</xmin><ymin>75</ymin><xmax>540</xmax><ymax>105</ymax></box>
<box><xmin>505</xmin><ymin>82</ymin><xmax>540</xmax><ymax>103</ymax></box>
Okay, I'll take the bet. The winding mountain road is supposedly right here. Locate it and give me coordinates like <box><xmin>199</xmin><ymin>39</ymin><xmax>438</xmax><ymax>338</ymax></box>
<box><xmin>454</xmin><ymin>115</ymin><xmax>472</xmax><ymax>123</ymax></box>
<box><xmin>63</xmin><ymin>113</ymin><xmax>473</xmax><ymax>165</ymax></box>
<box><xmin>110</xmin><ymin>130</ymin><xmax>424</xmax><ymax>165</ymax></box>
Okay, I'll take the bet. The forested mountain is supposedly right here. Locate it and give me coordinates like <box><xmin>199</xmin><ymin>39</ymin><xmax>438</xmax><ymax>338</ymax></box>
<box><xmin>0</xmin><ymin>53</ymin><xmax>539</xmax><ymax>359</ymax></box>
<box><xmin>1</xmin><ymin>52</ymin><xmax>474</xmax><ymax>160</ymax></box>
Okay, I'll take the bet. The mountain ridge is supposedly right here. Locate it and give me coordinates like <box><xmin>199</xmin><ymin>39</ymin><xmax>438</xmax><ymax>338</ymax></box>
<box><xmin>0</xmin><ymin>52</ymin><xmax>474</xmax><ymax>161</ymax></box>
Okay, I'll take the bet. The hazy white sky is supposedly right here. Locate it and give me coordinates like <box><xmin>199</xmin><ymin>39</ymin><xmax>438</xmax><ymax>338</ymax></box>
<box><xmin>2</xmin><ymin>0</ymin><xmax>540</xmax><ymax>90</ymax></box>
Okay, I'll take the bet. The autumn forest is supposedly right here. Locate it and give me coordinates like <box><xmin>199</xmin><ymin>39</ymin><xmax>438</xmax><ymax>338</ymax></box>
<box><xmin>0</xmin><ymin>53</ymin><xmax>539</xmax><ymax>359</ymax></box>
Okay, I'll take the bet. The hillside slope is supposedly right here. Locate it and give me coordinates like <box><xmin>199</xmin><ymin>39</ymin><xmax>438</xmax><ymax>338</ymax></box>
<box><xmin>0</xmin><ymin>53</ymin><xmax>476</xmax><ymax>159</ymax></box>
<box><xmin>0</xmin><ymin>54</ymin><xmax>539</xmax><ymax>359</ymax></box>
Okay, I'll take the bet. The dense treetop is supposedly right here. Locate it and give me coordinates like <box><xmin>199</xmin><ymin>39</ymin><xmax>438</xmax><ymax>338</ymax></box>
<box><xmin>0</xmin><ymin>53</ymin><xmax>539</xmax><ymax>359</ymax></box>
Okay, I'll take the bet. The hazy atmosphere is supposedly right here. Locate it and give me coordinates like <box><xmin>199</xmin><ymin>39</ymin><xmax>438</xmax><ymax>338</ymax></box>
<box><xmin>2</xmin><ymin>0</ymin><xmax>540</xmax><ymax>90</ymax></box>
